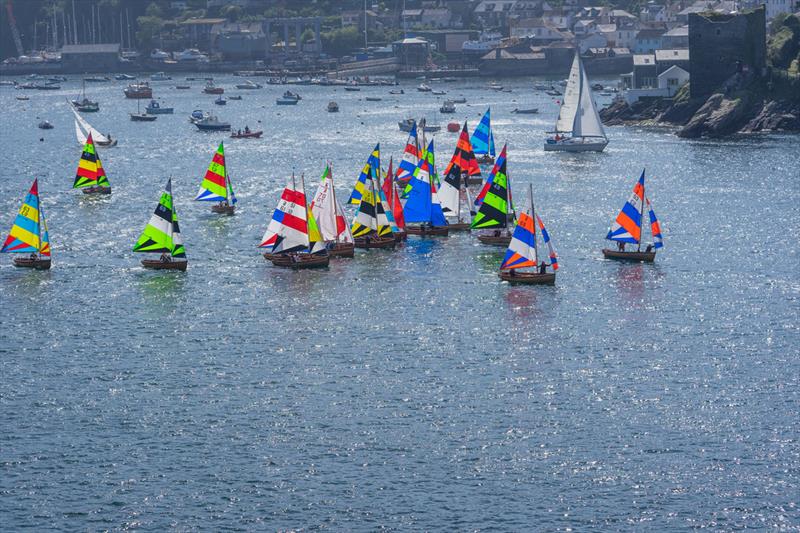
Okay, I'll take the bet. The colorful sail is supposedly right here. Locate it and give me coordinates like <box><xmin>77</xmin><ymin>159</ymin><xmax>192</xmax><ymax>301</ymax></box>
<box><xmin>1</xmin><ymin>179</ymin><xmax>50</xmax><ymax>256</ymax></box>
<box><xmin>536</xmin><ymin>214</ymin><xmax>559</xmax><ymax>270</ymax></box>
<box><xmin>310</xmin><ymin>165</ymin><xmax>339</xmax><ymax>242</ymax></box>
<box><xmin>471</xmin><ymin>108</ymin><xmax>495</xmax><ymax>157</ymax></box>
<box><xmin>500</xmin><ymin>210</ymin><xmax>537</xmax><ymax>270</ymax></box>
<box><xmin>471</xmin><ymin>155</ymin><xmax>509</xmax><ymax>229</ymax></box>
<box><xmin>348</xmin><ymin>143</ymin><xmax>380</xmax><ymax>205</ymax></box>
<box><xmin>196</xmin><ymin>141</ymin><xmax>234</xmax><ymax>203</ymax></box>
<box><xmin>647</xmin><ymin>198</ymin><xmax>664</xmax><ymax>249</ymax></box>
<box><xmin>606</xmin><ymin>170</ymin><xmax>645</xmax><ymax>244</ymax></box>
<box><xmin>73</xmin><ymin>133</ymin><xmax>109</xmax><ymax>189</ymax></box>
<box><xmin>474</xmin><ymin>144</ymin><xmax>507</xmax><ymax>207</ymax></box>
<box><xmin>350</xmin><ymin>166</ymin><xmax>380</xmax><ymax>237</ymax></box>
<box><xmin>382</xmin><ymin>158</ymin><xmax>405</xmax><ymax>230</ymax></box>
<box><xmin>441</xmin><ymin>122</ymin><xmax>480</xmax><ymax>215</ymax></box>
<box><xmin>305</xmin><ymin>201</ymin><xmax>326</xmax><ymax>253</ymax></box>
<box><xmin>335</xmin><ymin>199</ymin><xmax>354</xmax><ymax>243</ymax></box>
<box><xmin>396</xmin><ymin>122</ymin><xmax>420</xmax><ymax>181</ymax></box>
<box><xmin>133</xmin><ymin>178</ymin><xmax>186</xmax><ymax>258</ymax></box>
<box><xmin>403</xmin><ymin>140</ymin><xmax>447</xmax><ymax>226</ymax></box>
<box><xmin>258</xmin><ymin>176</ymin><xmax>308</xmax><ymax>252</ymax></box>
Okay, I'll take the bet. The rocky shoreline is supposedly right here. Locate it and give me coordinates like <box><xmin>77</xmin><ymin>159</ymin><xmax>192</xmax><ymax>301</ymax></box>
<box><xmin>600</xmin><ymin>86</ymin><xmax>800</xmax><ymax>138</ymax></box>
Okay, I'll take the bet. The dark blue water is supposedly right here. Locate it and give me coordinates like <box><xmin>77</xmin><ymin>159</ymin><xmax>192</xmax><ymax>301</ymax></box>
<box><xmin>0</xmin><ymin>76</ymin><xmax>798</xmax><ymax>530</ymax></box>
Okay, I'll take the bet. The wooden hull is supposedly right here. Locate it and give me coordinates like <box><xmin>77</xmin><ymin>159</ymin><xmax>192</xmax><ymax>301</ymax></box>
<box><xmin>13</xmin><ymin>257</ymin><xmax>51</xmax><ymax>270</ymax></box>
<box><xmin>394</xmin><ymin>231</ymin><xmax>407</xmax><ymax>242</ymax></box>
<box><xmin>467</xmin><ymin>176</ymin><xmax>483</xmax><ymax>186</ymax></box>
<box><xmin>354</xmin><ymin>235</ymin><xmax>396</xmax><ymax>249</ymax></box>
<box><xmin>477</xmin><ymin>233</ymin><xmax>512</xmax><ymax>246</ymax></box>
<box><xmin>329</xmin><ymin>242</ymin><xmax>355</xmax><ymax>258</ymax></box>
<box><xmin>82</xmin><ymin>186</ymin><xmax>111</xmax><ymax>195</ymax></box>
<box><xmin>602</xmin><ymin>249</ymin><xmax>656</xmax><ymax>262</ymax></box>
<box><xmin>499</xmin><ymin>271</ymin><xmax>555</xmax><ymax>285</ymax></box>
<box><xmin>230</xmin><ymin>131</ymin><xmax>263</xmax><ymax>138</ymax></box>
<box><xmin>211</xmin><ymin>204</ymin><xmax>235</xmax><ymax>215</ymax></box>
<box><xmin>267</xmin><ymin>252</ymin><xmax>330</xmax><ymax>269</ymax></box>
<box><xmin>405</xmin><ymin>225</ymin><xmax>449</xmax><ymax>236</ymax></box>
<box><xmin>447</xmin><ymin>222</ymin><xmax>471</xmax><ymax>231</ymax></box>
<box><xmin>141</xmin><ymin>259</ymin><xmax>187</xmax><ymax>271</ymax></box>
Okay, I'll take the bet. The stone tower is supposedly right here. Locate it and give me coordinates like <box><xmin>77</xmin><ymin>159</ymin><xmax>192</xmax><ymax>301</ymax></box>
<box><xmin>688</xmin><ymin>6</ymin><xmax>766</xmax><ymax>98</ymax></box>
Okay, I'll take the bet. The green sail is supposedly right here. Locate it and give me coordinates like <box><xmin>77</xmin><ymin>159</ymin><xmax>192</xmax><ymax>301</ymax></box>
<box><xmin>133</xmin><ymin>178</ymin><xmax>186</xmax><ymax>258</ymax></box>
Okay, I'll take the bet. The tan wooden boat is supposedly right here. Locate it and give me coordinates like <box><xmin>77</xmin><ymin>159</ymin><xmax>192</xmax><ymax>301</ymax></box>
<box><xmin>211</xmin><ymin>203</ymin><xmax>235</xmax><ymax>215</ymax></box>
<box><xmin>477</xmin><ymin>232</ymin><xmax>512</xmax><ymax>246</ymax></box>
<box><xmin>447</xmin><ymin>222</ymin><xmax>471</xmax><ymax>231</ymax></box>
<box><xmin>354</xmin><ymin>235</ymin><xmax>396</xmax><ymax>249</ymax></box>
<box><xmin>82</xmin><ymin>185</ymin><xmax>111</xmax><ymax>195</ymax></box>
<box><xmin>267</xmin><ymin>251</ymin><xmax>330</xmax><ymax>269</ymax></box>
<box><xmin>394</xmin><ymin>230</ymin><xmax>407</xmax><ymax>242</ymax></box>
<box><xmin>141</xmin><ymin>259</ymin><xmax>188</xmax><ymax>271</ymax></box>
<box><xmin>13</xmin><ymin>256</ymin><xmax>51</xmax><ymax>270</ymax></box>
<box><xmin>602</xmin><ymin>248</ymin><xmax>656</xmax><ymax>262</ymax></box>
<box><xmin>498</xmin><ymin>270</ymin><xmax>555</xmax><ymax>285</ymax></box>
<box><xmin>329</xmin><ymin>242</ymin><xmax>355</xmax><ymax>258</ymax></box>
<box><xmin>405</xmin><ymin>224</ymin><xmax>449</xmax><ymax>236</ymax></box>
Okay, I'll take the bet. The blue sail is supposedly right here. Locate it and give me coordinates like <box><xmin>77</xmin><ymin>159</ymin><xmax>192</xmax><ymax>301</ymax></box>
<box><xmin>403</xmin><ymin>163</ymin><xmax>433</xmax><ymax>224</ymax></box>
<box><xmin>470</xmin><ymin>108</ymin><xmax>493</xmax><ymax>156</ymax></box>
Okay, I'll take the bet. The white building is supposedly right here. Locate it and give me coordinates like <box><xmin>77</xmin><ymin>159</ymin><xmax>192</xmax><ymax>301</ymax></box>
<box><xmin>657</xmin><ymin>65</ymin><xmax>690</xmax><ymax>95</ymax></box>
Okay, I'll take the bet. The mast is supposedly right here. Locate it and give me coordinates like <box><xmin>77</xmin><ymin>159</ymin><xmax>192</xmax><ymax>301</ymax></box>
<box><xmin>638</xmin><ymin>176</ymin><xmax>644</xmax><ymax>252</ymax></box>
<box><xmin>37</xmin><ymin>180</ymin><xmax>43</xmax><ymax>257</ymax></box>
<box><xmin>329</xmin><ymin>162</ymin><xmax>341</xmax><ymax>243</ymax></box>
<box><xmin>529</xmin><ymin>183</ymin><xmax>538</xmax><ymax>269</ymax></box>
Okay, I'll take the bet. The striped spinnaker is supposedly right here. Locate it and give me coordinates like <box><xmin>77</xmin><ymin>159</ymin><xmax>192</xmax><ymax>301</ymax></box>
<box><xmin>1</xmin><ymin>178</ymin><xmax>50</xmax><ymax>256</ymax></box>
<box><xmin>73</xmin><ymin>133</ymin><xmax>109</xmax><ymax>189</ymax></box>
<box><xmin>133</xmin><ymin>178</ymin><xmax>185</xmax><ymax>258</ymax></box>
<box><xmin>606</xmin><ymin>170</ymin><xmax>645</xmax><ymax>244</ymax></box>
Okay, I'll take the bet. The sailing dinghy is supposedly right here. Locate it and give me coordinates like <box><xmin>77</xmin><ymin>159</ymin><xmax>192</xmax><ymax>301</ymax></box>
<box><xmin>72</xmin><ymin>107</ymin><xmax>117</xmax><ymax>147</ymax></box>
<box><xmin>1</xmin><ymin>179</ymin><xmax>51</xmax><ymax>269</ymax></box>
<box><xmin>350</xmin><ymin>164</ymin><xmax>397</xmax><ymax>249</ymax></box>
<box><xmin>259</xmin><ymin>174</ymin><xmax>331</xmax><ymax>268</ymax></box>
<box><xmin>544</xmin><ymin>50</ymin><xmax>608</xmax><ymax>152</ymax></box>
<box><xmin>311</xmin><ymin>164</ymin><xmax>355</xmax><ymax>257</ymax></box>
<box><xmin>499</xmin><ymin>184</ymin><xmax>559</xmax><ymax>285</ymax></box>
<box><xmin>602</xmin><ymin>170</ymin><xmax>663</xmax><ymax>262</ymax></box>
<box><xmin>133</xmin><ymin>178</ymin><xmax>187</xmax><ymax>271</ymax></box>
<box><xmin>73</xmin><ymin>133</ymin><xmax>111</xmax><ymax>195</ymax></box>
<box><xmin>381</xmin><ymin>158</ymin><xmax>407</xmax><ymax>241</ymax></box>
<box><xmin>473</xmin><ymin>144</ymin><xmax>515</xmax><ymax>245</ymax></box>
<box><xmin>403</xmin><ymin>140</ymin><xmax>449</xmax><ymax>236</ymax></box>
<box><xmin>471</xmin><ymin>108</ymin><xmax>496</xmax><ymax>165</ymax></box>
<box><xmin>440</xmin><ymin>122</ymin><xmax>481</xmax><ymax>230</ymax></box>
<box><xmin>195</xmin><ymin>141</ymin><xmax>237</xmax><ymax>215</ymax></box>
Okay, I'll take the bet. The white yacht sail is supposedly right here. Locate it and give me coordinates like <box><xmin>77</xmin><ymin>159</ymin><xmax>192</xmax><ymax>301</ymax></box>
<box><xmin>573</xmin><ymin>58</ymin><xmax>607</xmax><ymax>139</ymax></box>
<box><xmin>71</xmin><ymin>107</ymin><xmax>112</xmax><ymax>144</ymax></box>
<box><xmin>554</xmin><ymin>53</ymin><xmax>581</xmax><ymax>134</ymax></box>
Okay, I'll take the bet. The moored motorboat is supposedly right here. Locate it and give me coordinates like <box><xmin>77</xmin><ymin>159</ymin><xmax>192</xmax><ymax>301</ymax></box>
<box><xmin>327</xmin><ymin>101</ymin><xmax>339</xmax><ymax>112</ymax></box>
<box><xmin>440</xmin><ymin>100</ymin><xmax>456</xmax><ymax>113</ymax></box>
<box><xmin>203</xmin><ymin>81</ymin><xmax>224</xmax><ymax>94</ymax></box>
<box><xmin>230</xmin><ymin>129</ymin><xmax>262</xmax><ymax>138</ymax></box>
<box><xmin>124</xmin><ymin>82</ymin><xmax>152</xmax><ymax>99</ymax></box>
<box><xmin>193</xmin><ymin>115</ymin><xmax>231</xmax><ymax>131</ymax></box>
<box><xmin>145</xmin><ymin>99</ymin><xmax>173</xmax><ymax>114</ymax></box>
<box><xmin>512</xmin><ymin>108</ymin><xmax>539</xmax><ymax>114</ymax></box>
<box><xmin>38</xmin><ymin>120</ymin><xmax>54</xmax><ymax>129</ymax></box>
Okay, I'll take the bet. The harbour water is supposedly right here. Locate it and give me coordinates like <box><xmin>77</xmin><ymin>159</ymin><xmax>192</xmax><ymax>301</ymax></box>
<box><xmin>0</xmin><ymin>76</ymin><xmax>798</xmax><ymax>530</ymax></box>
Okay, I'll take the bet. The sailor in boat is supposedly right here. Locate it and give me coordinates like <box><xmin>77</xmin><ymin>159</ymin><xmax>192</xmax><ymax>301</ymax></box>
<box><xmin>244</xmin><ymin>125</ymin><xmax>250</xmax><ymax>134</ymax></box>
<box><xmin>539</xmin><ymin>261</ymin><xmax>547</xmax><ymax>274</ymax></box>
<box><xmin>618</xmin><ymin>242</ymin><xmax>625</xmax><ymax>251</ymax></box>
<box><xmin>160</xmin><ymin>253</ymin><xmax>170</xmax><ymax>263</ymax></box>
<box><xmin>237</xmin><ymin>129</ymin><xmax>242</xmax><ymax>136</ymax></box>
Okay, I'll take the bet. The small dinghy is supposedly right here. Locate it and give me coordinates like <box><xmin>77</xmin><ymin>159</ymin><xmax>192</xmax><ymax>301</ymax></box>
<box><xmin>133</xmin><ymin>178</ymin><xmax>187</xmax><ymax>271</ymax></box>
<box><xmin>601</xmin><ymin>169</ymin><xmax>663</xmax><ymax>262</ymax></box>
<box><xmin>1</xmin><ymin>179</ymin><xmax>52</xmax><ymax>270</ymax></box>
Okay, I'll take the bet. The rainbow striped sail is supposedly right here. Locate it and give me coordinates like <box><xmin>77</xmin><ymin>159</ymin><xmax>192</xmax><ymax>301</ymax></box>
<box><xmin>1</xmin><ymin>179</ymin><xmax>51</xmax><ymax>257</ymax></box>
<box><xmin>396</xmin><ymin>122</ymin><xmax>420</xmax><ymax>181</ymax></box>
<box><xmin>471</xmin><ymin>151</ymin><xmax>510</xmax><ymax>230</ymax></box>
<box><xmin>133</xmin><ymin>178</ymin><xmax>186</xmax><ymax>259</ymax></box>
<box><xmin>470</xmin><ymin>108</ymin><xmax>496</xmax><ymax>158</ymax></box>
<box><xmin>606</xmin><ymin>170</ymin><xmax>645</xmax><ymax>244</ymax></box>
<box><xmin>196</xmin><ymin>141</ymin><xmax>236</xmax><ymax>204</ymax></box>
<box><xmin>474</xmin><ymin>144</ymin><xmax>507</xmax><ymax>207</ymax></box>
<box><xmin>500</xmin><ymin>211</ymin><xmax>537</xmax><ymax>270</ymax></box>
<box><xmin>348</xmin><ymin>144</ymin><xmax>380</xmax><ymax>205</ymax></box>
<box><xmin>73</xmin><ymin>133</ymin><xmax>110</xmax><ymax>190</ymax></box>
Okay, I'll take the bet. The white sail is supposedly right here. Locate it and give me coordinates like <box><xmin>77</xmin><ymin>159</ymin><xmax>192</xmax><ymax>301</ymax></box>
<box><xmin>554</xmin><ymin>52</ymin><xmax>581</xmax><ymax>133</ymax></box>
<box><xmin>335</xmin><ymin>199</ymin><xmax>354</xmax><ymax>243</ymax></box>
<box><xmin>310</xmin><ymin>173</ymin><xmax>338</xmax><ymax>242</ymax></box>
<box><xmin>438</xmin><ymin>175</ymin><xmax>460</xmax><ymax>215</ymax></box>
<box><xmin>572</xmin><ymin>58</ymin><xmax>607</xmax><ymax>139</ymax></box>
<box><xmin>71</xmin><ymin>107</ymin><xmax>111</xmax><ymax>144</ymax></box>
<box><xmin>75</xmin><ymin>120</ymin><xmax>87</xmax><ymax>145</ymax></box>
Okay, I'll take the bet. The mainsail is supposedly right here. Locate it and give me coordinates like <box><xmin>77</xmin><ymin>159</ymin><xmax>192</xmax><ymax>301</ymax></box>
<box><xmin>474</xmin><ymin>144</ymin><xmax>508</xmax><ymax>207</ymax></box>
<box><xmin>1</xmin><ymin>179</ymin><xmax>51</xmax><ymax>257</ymax></box>
<box><xmin>396</xmin><ymin>122</ymin><xmax>420</xmax><ymax>181</ymax></box>
<box><xmin>258</xmin><ymin>175</ymin><xmax>308</xmax><ymax>253</ymax></box>
<box><xmin>381</xmin><ymin>158</ymin><xmax>405</xmax><ymax>230</ymax></box>
<box><xmin>646</xmin><ymin>198</ymin><xmax>664</xmax><ymax>249</ymax></box>
<box><xmin>606</xmin><ymin>170</ymin><xmax>646</xmax><ymax>244</ymax></box>
<box><xmin>470</xmin><ymin>108</ymin><xmax>496</xmax><ymax>157</ymax></box>
<box><xmin>348</xmin><ymin>144</ymin><xmax>380</xmax><ymax>205</ymax></box>
<box><xmin>573</xmin><ymin>54</ymin><xmax>606</xmax><ymax>139</ymax></box>
<box><xmin>196</xmin><ymin>141</ymin><xmax>236</xmax><ymax>204</ymax></box>
<box><xmin>500</xmin><ymin>210</ymin><xmax>537</xmax><ymax>270</ymax></box>
<box><xmin>351</xmin><ymin>162</ymin><xmax>393</xmax><ymax>238</ymax></box>
<box><xmin>133</xmin><ymin>178</ymin><xmax>186</xmax><ymax>259</ymax></box>
<box><xmin>471</xmin><ymin>154</ymin><xmax>510</xmax><ymax>229</ymax></box>
<box><xmin>441</xmin><ymin>122</ymin><xmax>481</xmax><ymax>215</ymax></box>
<box><xmin>536</xmin><ymin>214</ymin><xmax>559</xmax><ymax>270</ymax></box>
<box><xmin>71</xmin><ymin>106</ymin><xmax>111</xmax><ymax>145</ymax></box>
<box><xmin>403</xmin><ymin>140</ymin><xmax>448</xmax><ymax>227</ymax></box>
<box><xmin>73</xmin><ymin>133</ymin><xmax>110</xmax><ymax>189</ymax></box>
<box><xmin>554</xmin><ymin>52</ymin><xmax>582</xmax><ymax>134</ymax></box>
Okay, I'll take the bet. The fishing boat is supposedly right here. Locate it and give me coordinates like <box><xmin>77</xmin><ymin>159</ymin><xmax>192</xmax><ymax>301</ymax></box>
<box><xmin>230</xmin><ymin>129</ymin><xmax>262</xmax><ymax>139</ymax></box>
<box><xmin>258</xmin><ymin>174</ymin><xmax>331</xmax><ymax>268</ymax></box>
<box><xmin>1</xmin><ymin>179</ymin><xmax>51</xmax><ymax>270</ymax></box>
<box><xmin>602</xmin><ymin>170</ymin><xmax>663</xmax><ymax>262</ymax></box>
<box><xmin>130</xmin><ymin>98</ymin><xmax>157</xmax><ymax>121</ymax></box>
<box><xmin>365</xmin><ymin>96</ymin><xmax>382</xmax><ymax>102</ymax></box>
<box><xmin>417</xmin><ymin>84</ymin><xmax>432</xmax><ymax>92</ymax></box>
<box><xmin>193</xmin><ymin>115</ymin><xmax>231</xmax><ymax>131</ymax></box>
<box><xmin>73</xmin><ymin>133</ymin><xmax>111</xmax><ymax>195</ymax></box>
<box><xmin>440</xmin><ymin>122</ymin><xmax>481</xmax><ymax>229</ymax></box>
<box><xmin>189</xmin><ymin>109</ymin><xmax>207</xmax><ymax>124</ymax></box>
<box><xmin>381</xmin><ymin>158</ymin><xmax>407</xmax><ymax>242</ymax></box>
<box><xmin>150</xmin><ymin>72</ymin><xmax>171</xmax><ymax>81</ymax></box>
<box><xmin>512</xmin><ymin>108</ymin><xmax>539</xmax><ymax>114</ymax></box>
<box><xmin>214</xmin><ymin>96</ymin><xmax>227</xmax><ymax>105</ymax></box>
<box><xmin>145</xmin><ymin>99</ymin><xmax>173</xmax><ymax>114</ymax></box>
<box><xmin>498</xmin><ymin>184</ymin><xmax>559</xmax><ymax>285</ymax></box>
<box><xmin>439</xmin><ymin>100</ymin><xmax>456</xmax><ymax>113</ymax></box>
<box><xmin>235</xmin><ymin>80</ymin><xmax>262</xmax><ymax>89</ymax></box>
<box><xmin>195</xmin><ymin>141</ymin><xmax>236</xmax><ymax>215</ymax></box>
<box><xmin>399</xmin><ymin>117</ymin><xmax>440</xmax><ymax>133</ymax></box>
<box><xmin>471</xmin><ymin>108</ymin><xmax>496</xmax><ymax>165</ymax></box>
<box><xmin>310</xmin><ymin>165</ymin><xmax>355</xmax><ymax>257</ymax></box>
<box><xmin>133</xmin><ymin>178</ymin><xmax>187</xmax><ymax>271</ymax></box>
<box><xmin>203</xmin><ymin>81</ymin><xmax>224</xmax><ymax>94</ymax></box>
<box><xmin>544</xmin><ymin>50</ymin><xmax>608</xmax><ymax>152</ymax></box>
<box><xmin>473</xmin><ymin>144</ymin><xmax>515</xmax><ymax>246</ymax></box>
<box><xmin>282</xmin><ymin>90</ymin><xmax>301</xmax><ymax>101</ymax></box>
<box><xmin>38</xmin><ymin>120</ymin><xmax>53</xmax><ymax>129</ymax></box>
<box><xmin>403</xmin><ymin>140</ymin><xmax>449</xmax><ymax>237</ymax></box>
<box><xmin>123</xmin><ymin>82</ymin><xmax>152</xmax><ymax>99</ymax></box>
<box><xmin>71</xmin><ymin>80</ymin><xmax>99</xmax><ymax>112</ymax></box>
<box><xmin>276</xmin><ymin>96</ymin><xmax>299</xmax><ymax>105</ymax></box>
<box><xmin>327</xmin><ymin>101</ymin><xmax>339</xmax><ymax>112</ymax></box>
<box><xmin>72</xmin><ymin>107</ymin><xmax>117</xmax><ymax>147</ymax></box>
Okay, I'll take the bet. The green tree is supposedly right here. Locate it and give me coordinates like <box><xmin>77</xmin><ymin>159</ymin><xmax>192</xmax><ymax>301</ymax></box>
<box><xmin>321</xmin><ymin>26</ymin><xmax>362</xmax><ymax>56</ymax></box>
<box><xmin>136</xmin><ymin>15</ymin><xmax>164</xmax><ymax>51</ymax></box>
<box><xmin>221</xmin><ymin>5</ymin><xmax>242</xmax><ymax>22</ymax></box>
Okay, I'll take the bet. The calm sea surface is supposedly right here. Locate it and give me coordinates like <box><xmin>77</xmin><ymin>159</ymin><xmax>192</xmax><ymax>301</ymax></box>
<box><xmin>0</xmin><ymin>75</ymin><xmax>798</xmax><ymax>531</ymax></box>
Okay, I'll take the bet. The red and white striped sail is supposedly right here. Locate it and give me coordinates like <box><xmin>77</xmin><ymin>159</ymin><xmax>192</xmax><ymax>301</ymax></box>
<box><xmin>259</xmin><ymin>176</ymin><xmax>309</xmax><ymax>253</ymax></box>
